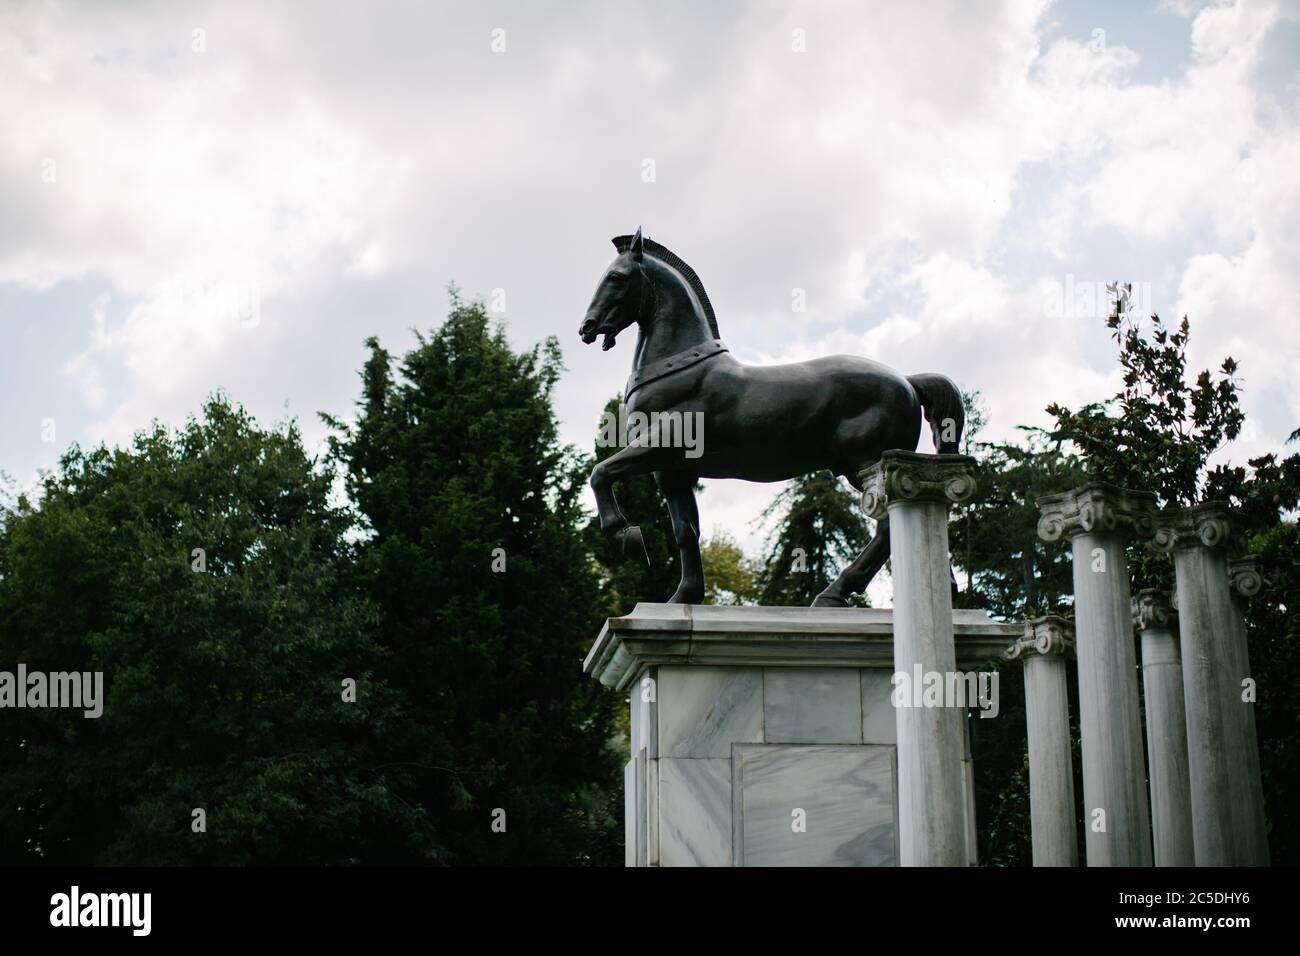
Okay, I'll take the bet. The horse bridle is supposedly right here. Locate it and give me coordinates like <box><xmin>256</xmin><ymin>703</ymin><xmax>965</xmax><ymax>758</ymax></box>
<box><xmin>630</xmin><ymin>258</ymin><xmax>657</xmax><ymax>328</ymax></box>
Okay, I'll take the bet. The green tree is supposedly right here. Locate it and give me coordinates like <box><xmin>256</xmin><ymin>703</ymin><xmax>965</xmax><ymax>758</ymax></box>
<box><xmin>758</xmin><ymin>471</ymin><xmax>870</xmax><ymax>607</ymax></box>
<box><xmin>0</xmin><ymin>397</ymin><xmax>423</xmax><ymax>864</ymax></box>
<box><xmin>700</xmin><ymin>529</ymin><xmax>761</xmax><ymax>605</ymax></box>
<box><xmin>951</xmin><ymin>429</ymin><xmax>1087</xmax><ymax>620</ymax></box>
<box><xmin>1046</xmin><ymin>291</ymin><xmax>1253</xmax><ymax>590</ymax></box>
<box><xmin>325</xmin><ymin>292</ymin><xmax>622</xmax><ymax>865</ymax></box>
<box><xmin>1047</xmin><ymin>290</ymin><xmax>1244</xmax><ymax>508</ymax></box>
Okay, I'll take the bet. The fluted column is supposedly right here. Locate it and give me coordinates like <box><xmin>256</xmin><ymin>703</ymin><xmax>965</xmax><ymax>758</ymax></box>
<box><xmin>862</xmin><ymin>450</ymin><xmax>977</xmax><ymax>866</ymax></box>
<box><xmin>1151</xmin><ymin>507</ymin><xmax>1268</xmax><ymax>865</ymax></box>
<box><xmin>1006</xmin><ymin>616</ymin><xmax>1078</xmax><ymax>866</ymax></box>
<box><xmin>1133</xmin><ymin>589</ymin><xmax>1194</xmax><ymax>867</ymax></box>
<box><xmin>1037</xmin><ymin>482</ymin><xmax>1154</xmax><ymax>866</ymax></box>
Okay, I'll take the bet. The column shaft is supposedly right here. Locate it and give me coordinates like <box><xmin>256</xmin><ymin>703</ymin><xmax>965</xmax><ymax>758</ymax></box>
<box><xmin>889</xmin><ymin>498</ymin><xmax>967</xmax><ymax>866</ymax></box>
<box><xmin>1135</xmin><ymin>594</ymin><xmax>1194</xmax><ymax>867</ymax></box>
<box><xmin>1024</xmin><ymin>653</ymin><xmax>1078</xmax><ymax>866</ymax></box>
<box><xmin>1069</xmin><ymin>532</ymin><xmax>1152</xmax><ymax>866</ymax></box>
<box><xmin>1171</xmin><ymin>545</ymin><xmax>1268</xmax><ymax>865</ymax></box>
<box><xmin>863</xmin><ymin>451</ymin><xmax>978</xmax><ymax>868</ymax></box>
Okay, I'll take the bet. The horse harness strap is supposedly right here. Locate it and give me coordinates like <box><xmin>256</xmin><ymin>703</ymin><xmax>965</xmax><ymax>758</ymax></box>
<box><xmin>624</xmin><ymin>338</ymin><xmax>729</xmax><ymax>399</ymax></box>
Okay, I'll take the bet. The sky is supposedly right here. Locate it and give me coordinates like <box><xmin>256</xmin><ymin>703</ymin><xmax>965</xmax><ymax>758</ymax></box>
<box><xmin>2</xmin><ymin>0</ymin><xmax>1298</xmax><ymax>575</ymax></box>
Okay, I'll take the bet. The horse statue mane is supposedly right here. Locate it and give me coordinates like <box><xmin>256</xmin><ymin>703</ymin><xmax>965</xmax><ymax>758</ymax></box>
<box><xmin>612</xmin><ymin>233</ymin><xmax>720</xmax><ymax>340</ymax></box>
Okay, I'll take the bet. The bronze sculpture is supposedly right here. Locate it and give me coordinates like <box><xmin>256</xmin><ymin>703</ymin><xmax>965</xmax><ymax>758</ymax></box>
<box><xmin>580</xmin><ymin>229</ymin><xmax>964</xmax><ymax>606</ymax></box>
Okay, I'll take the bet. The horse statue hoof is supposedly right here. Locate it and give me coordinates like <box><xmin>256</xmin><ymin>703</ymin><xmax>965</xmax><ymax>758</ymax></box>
<box><xmin>811</xmin><ymin>592</ymin><xmax>850</xmax><ymax>608</ymax></box>
<box><xmin>618</xmin><ymin>526</ymin><xmax>650</xmax><ymax>567</ymax></box>
<box><xmin>668</xmin><ymin>582</ymin><xmax>704</xmax><ymax>604</ymax></box>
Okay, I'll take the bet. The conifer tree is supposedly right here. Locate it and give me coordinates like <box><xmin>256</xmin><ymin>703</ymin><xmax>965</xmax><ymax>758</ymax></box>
<box><xmin>327</xmin><ymin>292</ymin><xmax>623</xmax><ymax>864</ymax></box>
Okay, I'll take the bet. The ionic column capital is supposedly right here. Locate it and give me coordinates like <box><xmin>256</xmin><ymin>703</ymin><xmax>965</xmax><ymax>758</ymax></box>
<box><xmin>1035</xmin><ymin>482</ymin><xmax>1157</xmax><ymax>543</ymax></box>
<box><xmin>1006</xmin><ymin>615</ymin><xmax>1075</xmax><ymax>660</ymax></box>
<box><xmin>859</xmin><ymin>450</ymin><xmax>978</xmax><ymax>520</ymax></box>
<box><xmin>1227</xmin><ymin>555</ymin><xmax>1263</xmax><ymax>598</ymax></box>
<box><xmin>1149</xmin><ymin>501</ymin><xmax>1238</xmax><ymax>552</ymax></box>
<box><xmin>1132</xmin><ymin>588</ymin><xmax>1177</xmax><ymax>632</ymax></box>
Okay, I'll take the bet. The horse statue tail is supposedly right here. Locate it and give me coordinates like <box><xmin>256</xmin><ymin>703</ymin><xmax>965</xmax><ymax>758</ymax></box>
<box><xmin>906</xmin><ymin>373</ymin><xmax>964</xmax><ymax>453</ymax></box>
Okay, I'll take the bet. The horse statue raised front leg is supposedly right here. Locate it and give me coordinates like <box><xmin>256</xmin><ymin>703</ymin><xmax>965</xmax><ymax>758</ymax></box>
<box><xmin>579</xmin><ymin>227</ymin><xmax>964</xmax><ymax>607</ymax></box>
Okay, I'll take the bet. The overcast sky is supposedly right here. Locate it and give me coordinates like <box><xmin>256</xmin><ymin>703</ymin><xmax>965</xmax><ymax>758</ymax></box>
<box><xmin>2</xmin><ymin>0</ymin><xmax>1298</xmax><ymax>566</ymax></box>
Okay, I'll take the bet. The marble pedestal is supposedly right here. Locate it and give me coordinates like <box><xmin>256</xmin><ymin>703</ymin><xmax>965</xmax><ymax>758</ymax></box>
<box><xmin>584</xmin><ymin>604</ymin><xmax>1017</xmax><ymax>867</ymax></box>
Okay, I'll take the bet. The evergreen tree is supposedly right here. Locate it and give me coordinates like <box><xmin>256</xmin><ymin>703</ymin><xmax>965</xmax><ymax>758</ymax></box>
<box><xmin>0</xmin><ymin>397</ymin><xmax>422</xmax><ymax>864</ymax></box>
<box><xmin>325</xmin><ymin>292</ymin><xmax>622</xmax><ymax>865</ymax></box>
<box><xmin>950</xmin><ymin>429</ymin><xmax>1087</xmax><ymax>619</ymax></box>
<box><xmin>1235</xmin><ymin>511</ymin><xmax>1300</xmax><ymax>861</ymax></box>
<box><xmin>758</xmin><ymin>471</ymin><xmax>870</xmax><ymax>606</ymax></box>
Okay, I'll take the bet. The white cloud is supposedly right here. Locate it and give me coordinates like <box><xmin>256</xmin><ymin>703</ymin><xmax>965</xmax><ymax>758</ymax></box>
<box><xmin>1</xmin><ymin>0</ymin><xmax>1296</xmax><ymax>577</ymax></box>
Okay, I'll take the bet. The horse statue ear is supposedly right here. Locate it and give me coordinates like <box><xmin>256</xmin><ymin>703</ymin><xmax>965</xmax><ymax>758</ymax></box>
<box><xmin>630</xmin><ymin>227</ymin><xmax>644</xmax><ymax>262</ymax></box>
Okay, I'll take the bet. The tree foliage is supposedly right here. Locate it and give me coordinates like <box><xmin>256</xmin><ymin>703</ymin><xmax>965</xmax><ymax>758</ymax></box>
<box><xmin>325</xmin><ymin>292</ymin><xmax>623</xmax><ymax>864</ymax></box>
<box><xmin>700</xmin><ymin>530</ymin><xmax>760</xmax><ymax>605</ymax></box>
<box><xmin>0</xmin><ymin>296</ymin><xmax>626</xmax><ymax>866</ymax></box>
<box><xmin>1046</xmin><ymin>291</ymin><xmax>1245</xmax><ymax>509</ymax></box>
<box><xmin>951</xmin><ymin>428</ymin><xmax>1087</xmax><ymax>620</ymax></box>
<box><xmin>0</xmin><ymin>397</ymin><xmax>423</xmax><ymax>863</ymax></box>
<box><xmin>758</xmin><ymin>471</ymin><xmax>870</xmax><ymax>607</ymax></box>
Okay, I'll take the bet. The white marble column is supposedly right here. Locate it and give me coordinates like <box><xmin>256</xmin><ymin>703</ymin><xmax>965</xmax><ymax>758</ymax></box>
<box><xmin>1151</xmin><ymin>506</ymin><xmax>1268</xmax><ymax>866</ymax></box>
<box><xmin>1132</xmin><ymin>589</ymin><xmax>1194</xmax><ymax>867</ymax></box>
<box><xmin>1037</xmin><ymin>483</ymin><xmax>1154</xmax><ymax>866</ymax></box>
<box><xmin>862</xmin><ymin>450</ymin><xmax>977</xmax><ymax>867</ymax></box>
<box><xmin>1006</xmin><ymin>616</ymin><xmax>1077</xmax><ymax>867</ymax></box>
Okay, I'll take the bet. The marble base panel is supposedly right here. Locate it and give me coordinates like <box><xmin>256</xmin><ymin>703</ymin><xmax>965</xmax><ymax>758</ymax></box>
<box><xmin>734</xmin><ymin>744</ymin><xmax>898</xmax><ymax>866</ymax></box>
<box><xmin>657</xmin><ymin>666</ymin><xmax>763</xmax><ymax>758</ymax></box>
<box><xmin>659</xmin><ymin>757</ymin><xmax>733</xmax><ymax>866</ymax></box>
<box><xmin>624</xmin><ymin>663</ymin><xmax>977</xmax><ymax>866</ymax></box>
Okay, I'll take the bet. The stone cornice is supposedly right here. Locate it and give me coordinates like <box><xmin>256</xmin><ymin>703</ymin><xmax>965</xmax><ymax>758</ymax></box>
<box><xmin>1005</xmin><ymin>615</ymin><xmax>1074</xmax><ymax>660</ymax></box>
<box><xmin>1132</xmin><ymin>588</ymin><xmax>1177</xmax><ymax>632</ymax></box>
<box><xmin>1149</xmin><ymin>501</ymin><xmax>1236</xmax><ymax>552</ymax></box>
<box><xmin>859</xmin><ymin>450</ymin><xmax>978</xmax><ymax>520</ymax></box>
<box><xmin>1035</xmin><ymin>482</ymin><xmax>1157</xmax><ymax>543</ymax></box>
<box><xmin>584</xmin><ymin>603</ymin><xmax>1020</xmax><ymax>691</ymax></box>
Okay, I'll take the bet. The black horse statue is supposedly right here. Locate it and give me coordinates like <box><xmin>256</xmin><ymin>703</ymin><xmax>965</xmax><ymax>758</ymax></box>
<box><xmin>580</xmin><ymin>228</ymin><xmax>964</xmax><ymax>606</ymax></box>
